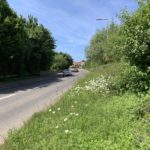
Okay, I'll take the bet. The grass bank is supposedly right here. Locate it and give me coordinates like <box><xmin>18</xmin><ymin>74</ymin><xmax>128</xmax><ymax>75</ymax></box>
<box><xmin>1</xmin><ymin>63</ymin><xmax>149</xmax><ymax>150</ymax></box>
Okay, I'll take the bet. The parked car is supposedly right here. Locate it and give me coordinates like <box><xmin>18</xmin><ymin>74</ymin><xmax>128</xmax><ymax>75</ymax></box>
<box><xmin>70</xmin><ymin>67</ymin><xmax>79</xmax><ymax>72</ymax></box>
<box><xmin>62</xmin><ymin>69</ymin><xmax>72</xmax><ymax>76</ymax></box>
<box><xmin>70</xmin><ymin>68</ymin><xmax>74</xmax><ymax>72</ymax></box>
<box><xmin>73</xmin><ymin>68</ymin><xmax>79</xmax><ymax>72</ymax></box>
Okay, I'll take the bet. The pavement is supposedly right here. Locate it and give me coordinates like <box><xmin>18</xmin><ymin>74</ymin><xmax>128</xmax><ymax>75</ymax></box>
<box><xmin>0</xmin><ymin>69</ymin><xmax>88</xmax><ymax>137</ymax></box>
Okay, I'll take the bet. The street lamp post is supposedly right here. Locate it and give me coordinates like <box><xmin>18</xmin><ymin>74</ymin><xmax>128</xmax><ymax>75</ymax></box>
<box><xmin>96</xmin><ymin>18</ymin><xmax>109</xmax><ymax>39</ymax></box>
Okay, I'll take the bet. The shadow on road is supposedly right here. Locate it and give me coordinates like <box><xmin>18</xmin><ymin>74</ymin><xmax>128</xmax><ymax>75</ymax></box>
<box><xmin>0</xmin><ymin>73</ymin><xmax>76</xmax><ymax>95</ymax></box>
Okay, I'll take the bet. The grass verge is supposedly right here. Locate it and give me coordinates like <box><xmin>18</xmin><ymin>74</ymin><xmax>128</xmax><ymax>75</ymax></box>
<box><xmin>1</xmin><ymin>63</ymin><xmax>150</xmax><ymax>150</ymax></box>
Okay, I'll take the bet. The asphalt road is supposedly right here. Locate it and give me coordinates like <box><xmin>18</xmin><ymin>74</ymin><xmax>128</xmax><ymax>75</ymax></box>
<box><xmin>0</xmin><ymin>69</ymin><xmax>88</xmax><ymax>137</ymax></box>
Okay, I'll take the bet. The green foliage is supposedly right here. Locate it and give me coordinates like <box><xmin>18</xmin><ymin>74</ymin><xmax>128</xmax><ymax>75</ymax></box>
<box><xmin>114</xmin><ymin>64</ymin><xmax>150</xmax><ymax>94</ymax></box>
<box><xmin>86</xmin><ymin>0</ymin><xmax>150</xmax><ymax>93</ymax></box>
<box><xmin>131</xmin><ymin>97</ymin><xmax>150</xmax><ymax>149</ymax></box>
<box><xmin>86</xmin><ymin>29</ymin><xmax>106</xmax><ymax>64</ymax></box>
<box><xmin>51</xmin><ymin>52</ymin><xmax>73</xmax><ymax>71</ymax></box>
<box><xmin>25</xmin><ymin>16</ymin><xmax>55</xmax><ymax>75</ymax></box>
<box><xmin>133</xmin><ymin>99</ymin><xmax>150</xmax><ymax>119</ymax></box>
<box><xmin>112</xmin><ymin>1</ymin><xmax>150</xmax><ymax>93</ymax></box>
<box><xmin>122</xmin><ymin>0</ymin><xmax>150</xmax><ymax>71</ymax></box>
<box><xmin>0</xmin><ymin>0</ymin><xmax>25</xmax><ymax>76</ymax></box>
<box><xmin>86</xmin><ymin>22</ymin><xmax>123</xmax><ymax>65</ymax></box>
<box><xmin>0</xmin><ymin>0</ymin><xmax>55</xmax><ymax>77</ymax></box>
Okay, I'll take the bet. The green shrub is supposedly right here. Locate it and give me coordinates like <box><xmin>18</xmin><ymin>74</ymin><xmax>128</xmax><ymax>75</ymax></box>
<box><xmin>133</xmin><ymin>99</ymin><xmax>150</xmax><ymax>120</ymax></box>
<box><xmin>114</xmin><ymin>64</ymin><xmax>150</xmax><ymax>94</ymax></box>
<box><xmin>131</xmin><ymin>98</ymin><xmax>150</xmax><ymax>150</ymax></box>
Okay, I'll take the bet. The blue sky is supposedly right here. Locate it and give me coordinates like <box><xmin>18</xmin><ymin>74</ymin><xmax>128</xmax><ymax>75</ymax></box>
<box><xmin>7</xmin><ymin>0</ymin><xmax>138</xmax><ymax>61</ymax></box>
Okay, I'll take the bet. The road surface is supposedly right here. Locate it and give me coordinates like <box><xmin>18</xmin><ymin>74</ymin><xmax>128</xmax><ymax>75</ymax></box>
<box><xmin>0</xmin><ymin>69</ymin><xmax>88</xmax><ymax>137</ymax></box>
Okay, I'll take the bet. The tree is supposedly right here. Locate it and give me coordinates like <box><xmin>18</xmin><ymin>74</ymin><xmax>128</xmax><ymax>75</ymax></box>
<box><xmin>0</xmin><ymin>0</ymin><xmax>26</xmax><ymax>76</ymax></box>
<box><xmin>115</xmin><ymin>0</ymin><xmax>150</xmax><ymax>93</ymax></box>
<box><xmin>86</xmin><ymin>29</ymin><xmax>107</xmax><ymax>64</ymax></box>
<box><xmin>51</xmin><ymin>52</ymin><xmax>73</xmax><ymax>71</ymax></box>
<box><xmin>86</xmin><ymin>22</ymin><xmax>122</xmax><ymax>65</ymax></box>
<box><xmin>25</xmin><ymin>16</ymin><xmax>55</xmax><ymax>75</ymax></box>
<box><xmin>39</xmin><ymin>26</ymin><xmax>55</xmax><ymax>71</ymax></box>
<box><xmin>122</xmin><ymin>0</ymin><xmax>150</xmax><ymax>71</ymax></box>
<box><xmin>60</xmin><ymin>52</ymin><xmax>73</xmax><ymax>68</ymax></box>
<box><xmin>0</xmin><ymin>0</ymin><xmax>56</xmax><ymax>77</ymax></box>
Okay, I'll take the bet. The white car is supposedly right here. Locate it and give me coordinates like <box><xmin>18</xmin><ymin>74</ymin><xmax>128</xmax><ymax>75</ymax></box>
<box><xmin>62</xmin><ymin>69</ymin><xmax>72</xmax><ymax>76</ymax></box>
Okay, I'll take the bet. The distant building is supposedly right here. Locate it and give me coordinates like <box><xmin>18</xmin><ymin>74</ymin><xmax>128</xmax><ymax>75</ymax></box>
<box><xmin>73</xmin><ymin>60</ymin><xmax>85</xmax><ymax>68</ymax></box>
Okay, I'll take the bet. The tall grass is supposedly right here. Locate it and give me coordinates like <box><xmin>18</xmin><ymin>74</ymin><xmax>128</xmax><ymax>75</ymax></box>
<box><xmin>1</xmin><ymin>63</ymin><xmax>149</xmax><ymax>150</ymax></box>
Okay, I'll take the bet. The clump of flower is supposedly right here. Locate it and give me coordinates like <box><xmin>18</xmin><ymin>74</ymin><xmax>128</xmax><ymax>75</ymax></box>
<box><xmin>64</xmin><ymin>129</ymin><xmax>72</xmax><ymax>134</ymax></box>
<box><xmin>70</xmin><ymin>112</ymin><xmax>74</xmax><ymax>116</ymax></box>
<box><xmin>73</xmin><ymin>85</ymin><xmax>83</xmax><ymax>95</ymax></box>
<box><xmin>84</xmin><ymin>75</ymin><xmax>111</xmax><ymax>94</ymax></box>
<box><xmin>69</xmin><ymin>75</ymin><xmax>111</xmax><ymax>98</ymax></box>
<box><xmin>69</xmin><ymin>112</ymin><xmax>79</xmax><ymax>117</ymax></box>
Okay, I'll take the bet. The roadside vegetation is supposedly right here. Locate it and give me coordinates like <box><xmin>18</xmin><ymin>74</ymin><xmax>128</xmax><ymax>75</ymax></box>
<box><xmin>0</xmin><ymin>0</ymin><xmax>150</xmax><ymax>149</ymax></box>
<box><xmin>86</xmin><ymin>0</ymin><xmax>150</xmax><ymax>94</ymax></box>
<box><xmin>1</xmin><ymin>63</ymin><xmax>149</xmax><ymax>150</ymax></box>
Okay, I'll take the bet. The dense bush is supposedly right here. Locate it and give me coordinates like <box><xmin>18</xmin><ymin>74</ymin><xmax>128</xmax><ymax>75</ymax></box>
<box><xmin>113</xmin><ymin>0</ymin><xmax>150</xmax><ymax>93</ymax></box>
<box><xmin>51</xmin><ymin>52</ymin><xmax>73</xmax><ymax>71</ymax></box>
<box><xmin>114</xmin><ymin>64</ymin><xmax>150</xmax><ymax>94</ymax></box>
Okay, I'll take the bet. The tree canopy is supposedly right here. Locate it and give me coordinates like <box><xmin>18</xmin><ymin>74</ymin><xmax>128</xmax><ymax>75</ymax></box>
<box><xmin>51</xmin><ymin>52</ymin><xmax>73</xmax><ymax>71</ymax></box>
<box><xmin>122</xmin><ymin>0</ymin><xmax>150</xmax><ymax>71</ymax></box>
<box><xmin>86</xmin><ymin>22</ymin><xmax>122</xmax><ymax>65</ymax></box>
<box><xmin>0</xmin><ymin>0</ymin><xmax>55</xmax><ymax>77</ymax></box>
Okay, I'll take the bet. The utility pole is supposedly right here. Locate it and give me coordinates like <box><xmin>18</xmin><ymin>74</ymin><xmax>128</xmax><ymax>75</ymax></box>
<box><xmin>96</xmin><ymin>18</ymin><xmax>109</xmax><ymax>39</ymax></box>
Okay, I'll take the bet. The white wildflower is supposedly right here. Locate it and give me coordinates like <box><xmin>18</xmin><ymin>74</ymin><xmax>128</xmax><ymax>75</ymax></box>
<box><xmin>49</xmin><ymin>109</ymin><xmax>52</xmax><ymax>112</ymax></box>
<box><xmin>71</xmin><ymin>105</ymin><xmax>74</xmax><ymax>108</ymax></box>
<box><xmin>85</xmin><ymin>104</ymin><xmax>89</xmax><ymax>107</ymax></box>
<box><xmin>85</xmin><ymin>85</ymin><xmax>91</xmax><ymax>91</ymax></box>
<box><xmin>52</xmin><ymin>111</ymin><xmax>55</xmax><ymax>114</ymax></box>
<box><xmin>55</xmin><ymin>126</ymin><xmax>59</xmax><ymax>129</ymax></box>
<box><xmin>65</xmin><ymin>130</ymin><xmax>69</xmax><ymax>134</ymax></box>
<box><xmin>64</xmin><ymin>118</ymin><xmax>68</xmax><ymax>122</ymax></box>
<box><xmin>57</xmin><ymin>108</ymin><xmax>61</xmax><ymax>111</ymax></box>
<box><xmin>70</xmin><ymin>112</ymin><xmax>73</xmax><ymax>116</ymax></box>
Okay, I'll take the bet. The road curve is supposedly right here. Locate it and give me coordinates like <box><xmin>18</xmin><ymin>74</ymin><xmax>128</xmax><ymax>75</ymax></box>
<box><xmin>0</xmin><ymin>69</ymin><xmax>88</xmax><ymax>137</ymax></box>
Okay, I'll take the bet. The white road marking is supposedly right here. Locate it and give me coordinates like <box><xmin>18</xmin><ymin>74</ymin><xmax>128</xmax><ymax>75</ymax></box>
<box><xmin>0</xmin><ymin>94</ymin><xmax>16</xmax><ymax>101</ymax></box>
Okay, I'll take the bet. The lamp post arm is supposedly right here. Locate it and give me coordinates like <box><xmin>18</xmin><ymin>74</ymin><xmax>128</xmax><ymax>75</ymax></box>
<box><xmin>96</xmin><ymin>18</ymin><xmax>109</xmax><ymax>21</ymax></box>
